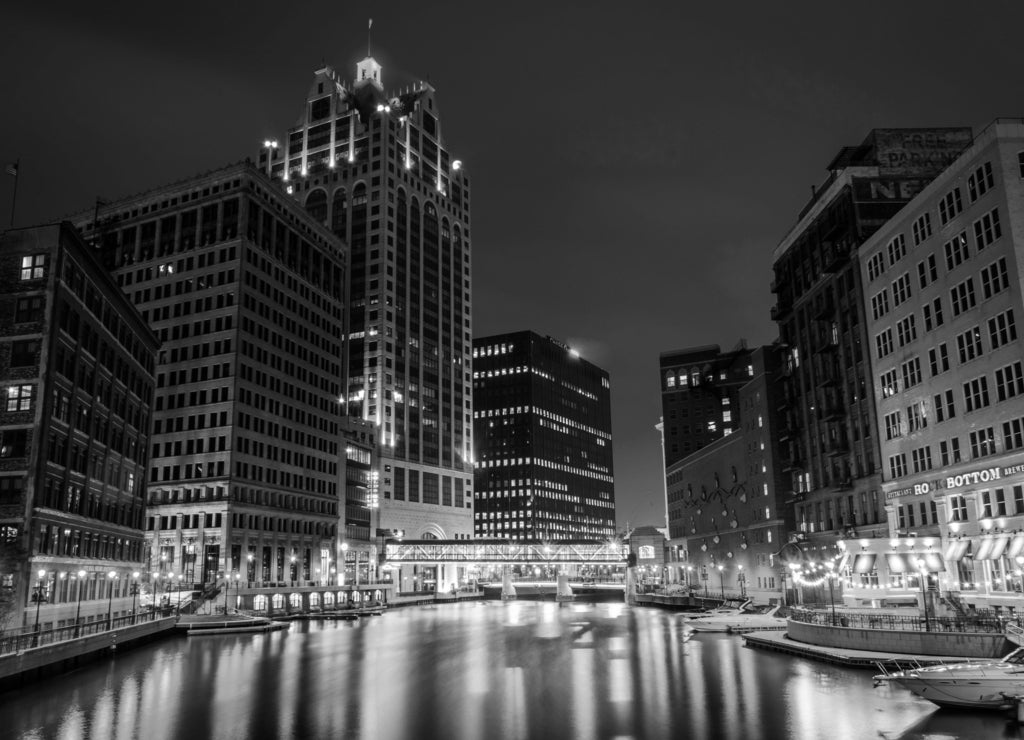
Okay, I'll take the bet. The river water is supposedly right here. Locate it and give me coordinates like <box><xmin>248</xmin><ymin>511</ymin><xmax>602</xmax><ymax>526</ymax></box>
<box><xmin>0</xmin><ymin>600</ymin><xmax>1016</xmax><ymax>740</ymax></box>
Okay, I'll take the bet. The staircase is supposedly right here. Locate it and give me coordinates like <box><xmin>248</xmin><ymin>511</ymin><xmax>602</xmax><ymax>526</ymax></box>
<box><xmin>939</xmin><ymin>590</ymin><xmax>970</xmax><ymax>619</ymax></box>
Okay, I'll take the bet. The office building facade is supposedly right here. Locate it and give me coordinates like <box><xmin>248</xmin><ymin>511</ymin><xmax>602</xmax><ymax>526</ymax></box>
<box><xmin>473</xmin><ymin>332</ymin><xmax>615</xmax><ymax>540</ymax></box>
<box><xmin>661</xmin><ymin>344</ymin><xmax>791</xmax><ymax>603</ymax></box>
<box><xmin>770</xmin><ymin>128</ymin><xmax>973</xmax><ymax>568</ymax></box>
<box><xmin>261</xmin><ymin>52</ymin><xmax>474</xmax><ymax>542</ymax></box>
<box><xmin>857</xmin><ymin>120</ymin><xmax>1024</xmax><ymax>611</ymax></box>
<box><xmin>0</xmin><ymin>223</ymin><xmax>158</xmax><ymax>629</ymax></box>
<box><xmin>77</xmin><ymin>162</ymin><xmax>348</xmax><ymax>588</ymax></box>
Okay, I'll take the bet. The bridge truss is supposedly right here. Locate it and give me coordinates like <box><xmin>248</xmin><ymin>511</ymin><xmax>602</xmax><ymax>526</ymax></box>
<box><xmin>384</xmin><ymin>540</ymin><xmax>629</xmax><ymax>565</ymax></box>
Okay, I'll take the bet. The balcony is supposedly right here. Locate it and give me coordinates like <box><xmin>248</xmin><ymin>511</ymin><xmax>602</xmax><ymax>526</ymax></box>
<box><xmin>825</xmin><ymin>439</ymin><xmax>849</xmax><ymax>457</ymax></box>
<box><xmin>821</xmin><ymin>240</ymin><xmax>850</xmax><ymax>273</ymax></box>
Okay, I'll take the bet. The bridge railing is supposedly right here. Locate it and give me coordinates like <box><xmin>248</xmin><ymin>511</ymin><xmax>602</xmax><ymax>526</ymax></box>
<box><xmin>0</xmin><ymin>609</ymin><xmax>166</xmax><ymax>657</ymax></box>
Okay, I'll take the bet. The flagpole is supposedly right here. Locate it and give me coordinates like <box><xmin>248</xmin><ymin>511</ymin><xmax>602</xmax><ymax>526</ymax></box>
<box><xmin>9</xmin><ymin>159</ymin><xmax>19</xmax><ymax>228</ymax></box>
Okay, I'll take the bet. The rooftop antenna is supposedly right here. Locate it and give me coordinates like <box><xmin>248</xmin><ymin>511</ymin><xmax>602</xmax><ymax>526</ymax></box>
<box><xmin>368</xmin><ymin>18</ymin><xmax>373</xmax><ymax>57</ymax></box>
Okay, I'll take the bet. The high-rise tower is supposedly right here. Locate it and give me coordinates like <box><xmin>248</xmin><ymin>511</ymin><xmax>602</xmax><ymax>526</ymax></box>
<box><xmin>262</xmin><ymin>50</ymin><xmax>473</xmax><ymax>541</ymax></box>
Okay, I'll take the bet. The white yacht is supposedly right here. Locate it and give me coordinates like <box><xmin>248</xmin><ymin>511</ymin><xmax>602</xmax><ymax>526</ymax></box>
<box><xmin>687</xmin><ymin>605</ymin><xmax>786</xmax><ymax>633</ymax></box>
<box><xmin>874</xmin><ymin>648</ymin><xmax>1024</xmax><ymax>709</ymax></box>
<box><xmin>682</xmin><ymin>600</ymin><xmax>752</xmax><ymax>622</ymax></box>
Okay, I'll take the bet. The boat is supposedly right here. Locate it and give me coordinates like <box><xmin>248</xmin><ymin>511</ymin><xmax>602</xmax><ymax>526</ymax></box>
<box><xmin>688</xmin><ymin>605</ymin><xmax>786</xmax><ymax>633</ymax></box>
<box><xmin>873</xmin><ymin>647</ymin><xmax>1024</xmax><ymax>709</ymax></box>
<box><xmin>682</xmin><ymin>600</ymin><xmax>752</xmax><ymax>623</ymax></box>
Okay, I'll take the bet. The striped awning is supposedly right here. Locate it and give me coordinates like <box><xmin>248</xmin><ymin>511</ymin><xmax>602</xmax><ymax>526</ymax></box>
<box><xmin>853</xmin><ymin>553</ymin><xmax>877</xmax><ymax>573</ymax></box>
<box><xmin>1008</xmin><ymin>536</ymin><xmax>1024</xmax><ymax>560</ymax></box>
<box><xmin>885</xmin><ymin>553</ymin><xmax>909</xmax><ymax>574</ymax></box>
<box><xmin>921</xmin><ymin>552</ymin><xmax>945</xmax><ymax>573</ymax></box>
<box><xmin>944</xmin><ymin>540</ymin><xmax>969</xmax><ymax>562</ymax></box>
<box><xmin>976</xmin><ymin>536</ymin><xmax>1010</xmax><ymax>561</ymax></box>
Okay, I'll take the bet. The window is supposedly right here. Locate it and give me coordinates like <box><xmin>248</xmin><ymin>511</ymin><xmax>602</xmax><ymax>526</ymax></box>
<box><xmin>934</xmin><ymin>389</ymin><xmax>955</xmax><ymax>423</ymax></box>
<box><xmin>967</xmin><ymin>161</ymin><xmax>994</xmax><ymax>202</ymax></box>
<box><xmin>891</xmin><ymin>273</ymin><xmax>912</xmax><ymax>307</ymax></box>
<box><xmin>995</xmin><ymin>361</ymin><xmax>1024</xmax><ymax>402</ymax></box>
<box><xmin>0</xmin><ymin>429</ymin><xmax>27</xmax><ymax>457</ymax></box>
<box><xmin>940</xmin><ymin>438</ymin><xmax>962</xmax><ymax>466</ymax></box>
<box><xmin>917</xmin><ymin>254</ymin><xmax>938</xmax><ymax>289</ymax></box>
<box><xmin>948</xmin><ymin>494</ymin><xmax>968</xmax><ymax>522</ymax></box>
<box><xmin>911</xmin><ymin>214</ymin><xmax>932</xmax><ymax>246</ymax></box>
<box><xmin>950</xmin><ymin>278</ymin><xmax>976</xmax><ymax>316</ymax></box>
<box><xmin>887</xmin><ymin>234</ymin><xmax>908</xmax><ymax>264</ymax></box>
<box><xmin>880</xmin><ymin>368</ymin><xmax>899</xmax><ymax>397</ymax></box>
<box><xmin>907</xmin><ymin>402</ymin><xmax>927</xmax><ymax>432</ymax></box>
<box><xmin>884</xmin><ymin>410</ymin><xmax>902</xmax><ymax>440</ymax></box>
<box><xmin>1004</xmin><ymin>418</ymin><xmax>1024</xmax><ymax>451</ymax></box>
<box><xmin>928</xmin><ymin>343</ymin><xmax>950</xmax><ymax>376</ymax></box>
<box><xmin>20</xmin><ymin>254</ymin><xmax>46</xmax><ymax>280</ymax></box>
<box><xmin>955</xmin><ymin>326</ymin><xmax>983</xmax><ymax>363</ymax></box>
<box><xmin>973</xmin><ymin>208</ymin><xmax>1002</xmax><ymax>250</ymax></box>
<box><xmin>969</xmin><ymin>427</ymin><xmax>996</xmax><ymax>458</ymax></box>
<box><xmin>980</xmin><ymin>257</ymin><xmax>1009</xmax><ymax>299</ymax></box>
<box><xmin>896</xmin><ymin>314</ymin><xmax>917</xmax><ymax>347</ymax></box>
<box><xmin>867</xmin><ymin>252</ymin><xmax>886</xmax><ymax>281</ymax></box>
<box><xmin>943</xmin><ymin>232</ymin><xmax>970</xmax><ymax>270</ymax></box>
<box><xmin>911</xmin><ymin>446</ymin><xmax>932</xmax><ymax>473</ymax></box>
<box><xmin>963</xmin><ymin>376</ymin><xmax>990</xmax><ymax>412</ymax></box>
<box><xmin>938</xmin><ymin>187</ymin><xmax>963</xmax><ymax>225</ymax></box>
<box><xmin>922</xmin><ymin>297</ymin><xmax>944</xmax><ymax>331</ymax></box>
<box><xmin>9</xmin><ymin>340</ymin><xmax>38</xmax><ymax>367</ymax></box>
<box><xmin>889</xmin><ymin>453</ymin><xmax>907</xmax><ymax>478</ymax></box>
<box><xmin>875</xmin><ymin>329</ymin><xmax>893</xmax><ymax>359</ymax></box>
<box><xmin>870</xmin><ymin>289</ymin><xmax>890</xmax><ymax>320</ymax></box>
<box><xmin>14</xmin><ymin>296</ymin><xmax>45</xmax><ymax>323</ymax></box>
<box><xmin>5</xmin><ymin>384</ymin><xmax>33</xmax><ymax>411</ymax></box>
<box><xmin>900</xmin><ymin>357</ymin><xmax>922</xmax><ymax>389</ymax></box>
<box><xmin>988</xmin><ymin>310</ymin><xmax>1017</xmax><ymax>349</ymax></box>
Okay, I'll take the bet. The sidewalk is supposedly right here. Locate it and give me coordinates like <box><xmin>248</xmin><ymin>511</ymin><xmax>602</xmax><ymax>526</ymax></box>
<box><xmin>741</xmin><ymin>629</ymin><xmax>977</xmax><ymax>668</ymax></box>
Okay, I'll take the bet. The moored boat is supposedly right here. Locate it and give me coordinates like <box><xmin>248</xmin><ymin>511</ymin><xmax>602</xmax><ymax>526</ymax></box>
<box><xmin>873</xmin><ymin>648</ymin><xmax>1024</xmax><ymax>709</ymax></box>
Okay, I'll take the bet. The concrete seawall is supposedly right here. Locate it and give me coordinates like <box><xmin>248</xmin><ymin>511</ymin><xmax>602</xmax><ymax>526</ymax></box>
<box><xmin>786</xmin><ymin>619</ymin><xmax>1011</xmax><ymax>659</ymax></box>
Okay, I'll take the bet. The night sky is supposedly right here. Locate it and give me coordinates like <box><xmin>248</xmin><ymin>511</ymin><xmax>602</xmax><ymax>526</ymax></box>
<box><xmin>4</xmin><ymin>2</ymin><xmax>1024</xmax><ymax>529</ymax></box>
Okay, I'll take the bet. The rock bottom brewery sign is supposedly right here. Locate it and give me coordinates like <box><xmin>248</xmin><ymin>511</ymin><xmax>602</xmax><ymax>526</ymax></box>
<box><xmin>886</xmin><ymin>466</ymin><xmax>1006</xmax><ymax>500</ymax></box>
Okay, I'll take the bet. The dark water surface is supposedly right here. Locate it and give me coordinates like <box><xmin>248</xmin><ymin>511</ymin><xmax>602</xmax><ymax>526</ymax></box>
<box><xmin>0</xmin><ymin>601</ymin><xmax>1017</xmax><ymax>740</ymax></box>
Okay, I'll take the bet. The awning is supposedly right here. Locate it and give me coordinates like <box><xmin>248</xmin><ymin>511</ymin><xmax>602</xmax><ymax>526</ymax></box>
<box><xmin>1008</xmin><ymin>536</ymin><xmax>1024</xmax><ymax>560</ymax></box>
<box><xmin>944</xmin><ymin>540</ymin><xmax>969</xmax><ymax>562</ymax></box>
<box><xmin>885</xmin><ymin>553</ymin><xmax>909</xmax><ymax>574</ymax></box>
<box><xmin>976</xmin><ymin>536</ymin><xmax>1010</xmax><ymax>561</ymax></box>
<box><xmin>853</xmin><ymin>553</ymin><xmax>877</xmax><ymax>573</ymax></box>
<box><xmin>921</xmin><ymin>552</ymin><xmax>945</xmax><ymax>573</ymax></box>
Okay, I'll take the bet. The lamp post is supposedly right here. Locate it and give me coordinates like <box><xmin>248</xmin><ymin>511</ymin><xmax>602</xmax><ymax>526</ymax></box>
<box><xmin>686</xmin><ymin>565</ymin><xmax>693</xmax><ymax>592</ymax></box>
<box><xmin>247</xmin><ymin>552</ymin><xmax>255</xmax><ymax>585</ymax></box>
<box><xmin>263</xmin><ymin>140</ymin><xmax>279</xmax><ymax>177</ymax></box>
<box><xmin>233</xmin><ymin>572</ymin><xmax>241</xmax><ymax>613</ymax></box>
<box><xmin>74</xmin><ymin>570</ymin><xmax>87</xmax><ymax>638</ymax></box>
<box><xmin>717</xmin><ymin>564</ymin><xmax>726</xmax><ymax>600</ymax></box>
<box><xmin>340</xmin><ymin>542</ymin><xmax>349</xmax><ymax>586</ymax></box>
<box><xmin>780</xmin><ymin>568</ymin><xmax>787</xmax><ymax>606</ymax></box>
<box><xmin>825</xmin><ymin>564</ymin><xmax>838</xmax><ymax>627</ymax></box>
<box><xmin>701</xmin><ymin>566</ymin><xmax>709</xmax><ymax>598</ymax></box>
<box><xmin>737</xmin><ymin>565</ymin><xmax>746</xmax><ymax>598</ymax></box>
<box><xmin>130</xmin><ymin>572</ymin><xmax>140</xmax><ymax>624</ymax></box>
<box><xmin>151</xmin><ymin>572</ymin><xmax>161</xmax><ymax>616</ymax></box>
<box><xmin>32</xmin><ymin>568</ymin><xmax>46</xmax><ymax>646</ymax></box>
<box><xmin>106</xmin><ymin>571</ymin><xmax>117</xmax><ymax>630</ymax></box>
<box><xmin>915</xmin><ymin>558</ymin><xmax>931</xmax><ymax>632</ymax></box>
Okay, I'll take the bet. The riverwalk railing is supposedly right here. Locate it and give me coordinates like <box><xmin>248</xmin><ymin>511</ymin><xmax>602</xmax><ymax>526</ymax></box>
<box><xmin>788</xmin><ymin>607</ymin><xmax>1016</xmax><ymax>634</ymax></box>
<box><xmin>0</xmin><ymin>609</ymin><xmax>167</xmax><ymax>656</ymax></box>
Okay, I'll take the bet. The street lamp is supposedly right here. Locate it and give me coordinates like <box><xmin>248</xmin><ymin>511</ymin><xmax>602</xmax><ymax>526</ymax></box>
<box><xmin>825</xmin><ymin>563</ymin><xmax>838</xmax><ymax>627</ymax></box>
<box><xmin>32</xmin><ymin>568</ymin><xmax>46</xmax><ymax>646</ymax></box>
<box><xmin>106</xmin><ymin>571</ymin><xmax>117</xmax><ymax>630</ymax></box>
<box><xmin>151</xmin><ymin>572</ymin><xmax>161</xmax><ymax>616</ymax></box>
<box><xmin>915</xmin><ymin>558</ymin><xmax>931</xmax><ymax>632</ymax></box>
<box><xmin>737</xmin><ymin>565</ymin><xmax>747</xmax><ymax>598</ymax></box>
<box><xmin>340</xmin><ymin>542</ymin><xmax>349</xmax><ymax>586</ymax></box>
<box><xmin>247</xmin><ymin>552</ymin><xmax>255</xmax><ymax>585</ymax></box>
<box><xmin>130</xmin><ymin>571</ymin><xmax>140</xmax><ymax>624</ymax></box>
<box><xmin>717</xmin><ymin>564</ymin><xmax>725</xmax><ymax>600</ymax></box>
<box><xmin>780</xmin><ymin>568</ymin><xmax>788</xmax><ymax>606</ymax></box>
<box><xmin>685</xmin><ymin>565</ymin><xmax>693</xmax><ymax>592</ymax></box>
<box><xmin>701</xmin><ymin>566</ymin><xmax>709</xmax><ymax>598</ymax></box>
<box><xmin>233</xmin><ymin>572</ymin><xmax>241</xmax><ymax>613</ymax></box>
<box><xmin>175</xmin><ymin>574</ymin><xmax>184</xmax><ymax>616</ymax></box>
<box><xmin>74</xmin><ymin>570</ymin><xmax>86</xmax><ymax>638</ymax></box>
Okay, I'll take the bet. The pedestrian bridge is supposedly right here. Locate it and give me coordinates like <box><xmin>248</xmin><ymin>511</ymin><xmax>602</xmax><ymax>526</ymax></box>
<box><xmin>383</xmin><ymin>539</ymin><xmax>629</xmax><ymax>565</ymax></box>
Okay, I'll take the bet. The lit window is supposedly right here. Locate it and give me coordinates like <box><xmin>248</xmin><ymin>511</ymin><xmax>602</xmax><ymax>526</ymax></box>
<box><xmin>20</xmin><ymin>254</ymin><xmax>46</xmax><ymax>280</ymax></box>
<box><xmin>6</xmin><ymin>384</ymin><xmax>33</xmax><ymax>412</ymax></box>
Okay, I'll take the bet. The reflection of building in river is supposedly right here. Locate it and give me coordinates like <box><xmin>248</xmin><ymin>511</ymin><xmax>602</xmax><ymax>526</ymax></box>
<box><xmin>850</xmin><ymin>120</ymin><xmax>1024</xmax><ymax>613</ymax></box>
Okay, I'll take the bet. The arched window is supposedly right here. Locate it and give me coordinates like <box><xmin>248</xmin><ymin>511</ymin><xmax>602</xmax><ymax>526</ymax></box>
<box><xmin>305</xmin><ymin>189</ymin><xmax>327</xmax><ymax>224</ymax></box>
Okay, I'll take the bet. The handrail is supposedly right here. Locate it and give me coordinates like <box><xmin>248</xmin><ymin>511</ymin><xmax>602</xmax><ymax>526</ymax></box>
<box><xmin>789</xmin><ymin>607</ymin><xmax>1014</xmax><ymax>633</ymax></box>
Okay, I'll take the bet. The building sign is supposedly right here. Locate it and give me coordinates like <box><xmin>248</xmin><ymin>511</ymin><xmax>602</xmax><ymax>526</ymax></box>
<box><xmin>852</xmin><ymin>178</ymin><xmax>931</xmax><ymax>202</ymax></box>
<box><xmin>946</xmin><ymin>467</ymin><xmax>1002</xmax><ymax>489</ymax></box>
<box><xmin>872</xmin><ymin>128</ymin><xmax>973</xmax><ymax>176</ymax></box>
<box><xmin>638</xmin><ymin>545</ymin><xmax>655</xmax><ymax>560</ymax></box>
<box><xmin>885</xmin><ymin>481</ymin><xmax>938</xmax><ymax>501</ymax></box>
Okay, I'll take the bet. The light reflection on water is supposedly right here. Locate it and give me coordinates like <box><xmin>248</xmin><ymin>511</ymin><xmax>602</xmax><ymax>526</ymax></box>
<box><xmin>0</xmin><ymin>601</ymin><xmax>1018</xmax><ymax>740</ymax></box>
